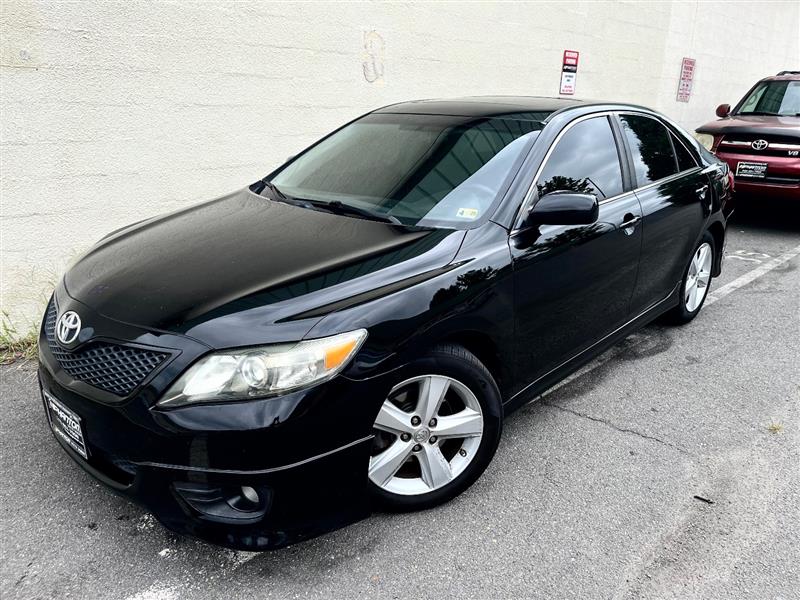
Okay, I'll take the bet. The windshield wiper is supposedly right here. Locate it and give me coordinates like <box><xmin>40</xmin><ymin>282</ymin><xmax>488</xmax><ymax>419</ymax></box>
<box><xmin>255</xmin><ymin>181</ymin><xmax>402</xmax><ymax>224</ymax></box>
<box><xmin>257</xmin><ymin>180</ymin><xmax>291</xmax><ymax>202</ymax></box>
<box><xmin>305</xmin><ymin>199</ymin><xmax>403</xmax><ymax>225</ymax></box>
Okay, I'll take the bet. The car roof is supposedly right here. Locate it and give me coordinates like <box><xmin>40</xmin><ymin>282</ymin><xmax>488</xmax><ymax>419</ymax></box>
<box><xmin>760</xmin><ymin>71</ymin><xmax>800</xmax><ymax>82</ymax></box>
<box><xmin>372</xmin><ymin>96</ymin><xmax>663</xmax><ymax>121</ymax></box>
<box><xmin>373</xmin><ymin>96</ymin><xmax>589</xmax><ymax>119</ymax></box>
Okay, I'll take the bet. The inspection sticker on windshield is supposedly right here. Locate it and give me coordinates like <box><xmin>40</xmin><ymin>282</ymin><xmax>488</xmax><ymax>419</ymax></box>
<box><xmin>456</xmin><ymin>207</ymin><xmax>479</xmax><ymax>219</ymax></box>
<box><xmin>736</xmin><ymin>161</ymin><xmax>767</xmax><ymax>179</ymax></box>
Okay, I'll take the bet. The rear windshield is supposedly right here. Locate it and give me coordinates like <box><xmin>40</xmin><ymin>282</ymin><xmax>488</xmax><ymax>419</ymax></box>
<box><xmin>737</xmin><ymin>80</ymin><xmax>800</xmax><ymax>116</ymax></box>
<box><xmin>270</xmin><ymin>112</ymin><xmax>544</xmax><ymax>228</ymax></box>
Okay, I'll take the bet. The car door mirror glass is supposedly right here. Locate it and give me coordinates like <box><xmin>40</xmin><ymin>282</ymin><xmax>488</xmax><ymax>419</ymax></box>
<box><xmin>526</xmin><ymin>191</ymin><xmax>599</xmax><ymax>226</ymax></box>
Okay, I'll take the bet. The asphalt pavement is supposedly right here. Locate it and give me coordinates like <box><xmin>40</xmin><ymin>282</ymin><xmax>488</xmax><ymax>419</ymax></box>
<box><xmin>1</xmin><ymin>201</ymin><xmax>798</xmax><ymax>600</ymax></box>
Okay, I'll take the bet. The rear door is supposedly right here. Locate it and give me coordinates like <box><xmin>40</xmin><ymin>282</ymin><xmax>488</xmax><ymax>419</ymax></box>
<box><xmin>510</xmin><ymin>115</ymin><xmax>643</xmax><ymax>390</ymax></box>
<box><xmin>615</xmin><ymin>113</ymin><xmax>709</xmax><ymax>315</ymax></box>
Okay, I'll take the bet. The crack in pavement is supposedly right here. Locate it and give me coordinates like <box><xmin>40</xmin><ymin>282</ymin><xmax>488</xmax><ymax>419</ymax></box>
<box><xmin>541</xmin><ymin>400</ymin><xmax>692</xmax><ymax>456</ymax></box>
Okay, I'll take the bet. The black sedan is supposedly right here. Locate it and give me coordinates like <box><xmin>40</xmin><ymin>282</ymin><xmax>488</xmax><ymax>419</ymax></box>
<box><xmin>38</xmin><ymin>97</ymin><xmax>732</xmax><ymax>550</ymax></box>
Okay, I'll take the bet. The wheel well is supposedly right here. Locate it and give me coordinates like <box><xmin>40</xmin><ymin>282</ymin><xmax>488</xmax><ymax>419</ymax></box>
<box><xmin>437</xmin><ymin>331</ymin><xmax>504</xmax><ymax>391</ymax></box>
<box><xmin>707</xmin><ymin>221</ymin><xmax>725</xmax><ymax>276</ymax></box>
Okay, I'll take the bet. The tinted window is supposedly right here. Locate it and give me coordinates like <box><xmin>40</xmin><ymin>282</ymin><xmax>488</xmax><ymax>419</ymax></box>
<box><xmin>619</xmin><ymin>115</ymin><xmax>677</xmax><ymax>185</ymax></box>
<box><xmin>671</xmin><ymin>132</ymin><xmax>697</xmax><ymax>172</ymax></box>
<box><xmin>271</xmin><ymin>113</ymin><xmax>543</xmax><ymax>227</ymax></box>
<box><xmin>536</xmin><ymin>117</ymin><xmax>623</xmax><ymax>200</ymax></box>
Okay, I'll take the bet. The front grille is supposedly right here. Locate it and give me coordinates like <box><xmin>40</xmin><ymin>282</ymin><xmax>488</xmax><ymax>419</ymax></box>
<box><xmin>44</xmin><ymin>301</ymin><xmax>168</xmax><ymax>396</ymax></box>
<box><xmin>718</xmin><ymin>134</ymin><xmax>800</xmax><ymax>157</ymax></box>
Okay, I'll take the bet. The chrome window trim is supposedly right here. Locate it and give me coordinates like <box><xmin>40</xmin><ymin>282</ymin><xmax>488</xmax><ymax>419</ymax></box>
<box><xmin>624</xmin><ymin>167</ymin><xmax>701</xmax><ymax>196</ymax></box>
<box><xmin>514</xmin><ymin>109</ymin><xmax>702</xmax><ymax>230</ymax></box>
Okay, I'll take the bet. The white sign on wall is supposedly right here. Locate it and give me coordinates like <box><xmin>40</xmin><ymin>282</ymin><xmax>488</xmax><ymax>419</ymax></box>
<box><xmin>559</xmin><ymin>72</ymin><xmax>577</xmax><ymax>95</ymax></box>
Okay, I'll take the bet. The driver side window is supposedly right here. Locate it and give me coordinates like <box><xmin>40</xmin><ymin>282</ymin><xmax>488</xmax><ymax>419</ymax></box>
<box><xmin>537</xmin><ymin>116</ymin><xmax>624</xmax><ymax>200</ymax></box>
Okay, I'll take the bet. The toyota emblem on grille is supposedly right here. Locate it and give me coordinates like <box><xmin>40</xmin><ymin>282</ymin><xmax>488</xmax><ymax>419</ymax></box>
<box><xmin>56</xmin><ymin>311</ymin><xmax>82</xmax><ymax>345</ymax></box>
<box><xmin>751</xmin><ymin>139</ymin><xmax>768</xmax><ymax>151</ymax></box>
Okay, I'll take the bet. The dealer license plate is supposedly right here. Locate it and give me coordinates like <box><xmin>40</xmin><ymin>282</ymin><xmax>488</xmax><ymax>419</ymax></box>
<box><xmin>44</xmin><ymin>390</ymin><xmax>88</xmax><ymax>459</ymax></box>
<box><xmin>736</xmin><ymin>161</ymin><xmax>768</xmax><ymax>179</ymax></box>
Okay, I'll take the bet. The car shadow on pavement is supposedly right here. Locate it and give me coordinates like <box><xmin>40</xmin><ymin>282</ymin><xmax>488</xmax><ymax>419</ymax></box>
<box><xmin>730</xmin><ymin>195</ymin><xmax>800</xmax><ymax>233</ymax></box>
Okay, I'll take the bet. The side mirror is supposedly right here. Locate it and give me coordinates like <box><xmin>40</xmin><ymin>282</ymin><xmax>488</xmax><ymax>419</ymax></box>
<box><xmin>715</xmin><ymin>103</ymin><xmax>731</xmax><ymax>118</ymax></box>
<box><xmin>526</xmin><ymin>191</ymin><xmax>599</xmax><ymax>226</ymax></box>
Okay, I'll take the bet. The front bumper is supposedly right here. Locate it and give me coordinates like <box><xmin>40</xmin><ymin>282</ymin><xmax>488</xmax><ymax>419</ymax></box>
<box><xmin>38</xmin><ymin>364</ymin><xmax>388</xmax><ymax>550</ymax></box>
<box><xmin>38</xmin><ymin>288</ymin><xmax>396</xmax><ymax>550</ymax></box>
<box><xmin>39</xmin><ymin>368</ymin><xmax>390</xmax><ymax>550</ymax></box>
<box><xmin>716</xmin><ymin>151</ymin><xmax>800</xmax><ymax>200</ymax></box>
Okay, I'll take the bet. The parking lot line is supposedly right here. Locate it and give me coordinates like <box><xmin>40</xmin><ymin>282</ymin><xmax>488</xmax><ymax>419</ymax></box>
<box><xmin>706</xmin><ymin>243</ymin><xmax>800</xmax><ymax>306</ymax></box>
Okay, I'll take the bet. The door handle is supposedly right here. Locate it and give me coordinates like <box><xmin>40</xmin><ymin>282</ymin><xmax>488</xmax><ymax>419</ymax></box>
<box><xmin>696</xmin><ymin>184</ymin><xmax>709</xmax><ymax>199</ymax></box>
<box><xmin>620</xmin><ymin>214</ymin><xmax>642</xmax><ymax>229</ymax></box>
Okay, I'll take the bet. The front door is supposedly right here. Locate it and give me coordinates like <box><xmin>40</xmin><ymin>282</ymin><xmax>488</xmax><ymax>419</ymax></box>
<box><xmin>510</xmin><ymin>115</ymin><xmax>642</xmax><ymax>393</ymax></box>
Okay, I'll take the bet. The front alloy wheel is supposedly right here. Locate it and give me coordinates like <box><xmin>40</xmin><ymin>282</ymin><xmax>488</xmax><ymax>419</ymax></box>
<box><xmin>369</xmin><ymin>375</ymin><xmax>484</xmax><ymax>495</ymax></box>
<box><xmin>367</xmin><ymin>344</ymin><xmax>502</xmax><ymax>511</ymax></box>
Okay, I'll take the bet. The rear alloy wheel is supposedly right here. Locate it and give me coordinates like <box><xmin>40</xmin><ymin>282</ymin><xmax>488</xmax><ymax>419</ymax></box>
<box><xmin>367</xmin><ymin>345</ymin><xmax>502</xmax><ymax>511</ymax></box>
<box><xmin>685</xmin><ymin>242</ymin><xmax>713</xmax><ymax>312</ymax></box>
<box><xmin>666</xmin><ymin>231</ymin><xmax>715</xmax><ymax>324</ymax></box>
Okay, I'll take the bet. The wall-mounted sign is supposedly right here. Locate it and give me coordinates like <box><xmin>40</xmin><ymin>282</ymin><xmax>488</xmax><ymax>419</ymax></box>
<box><xmin>676</xmin><ymin>57</ymin><xmax>696</xmax><ymax>102</ymax></box>
<box><xmin>560</xmin><ymin>50</ymin><xmax>579</xmax><ymax>95</ymax></box>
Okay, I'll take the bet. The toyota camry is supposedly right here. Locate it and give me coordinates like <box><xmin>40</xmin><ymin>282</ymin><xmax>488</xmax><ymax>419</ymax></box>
<box><xmin>39</xmin><ymin>97</ymin><xmax>733</xmax><ymax>550</ymax></box>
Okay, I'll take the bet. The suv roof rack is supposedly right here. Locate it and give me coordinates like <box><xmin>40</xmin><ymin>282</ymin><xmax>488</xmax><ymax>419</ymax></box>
<box><xmin>776</xmin><ymin>70</ymin><xmax>800</xmax><ymax>76</ymax></box>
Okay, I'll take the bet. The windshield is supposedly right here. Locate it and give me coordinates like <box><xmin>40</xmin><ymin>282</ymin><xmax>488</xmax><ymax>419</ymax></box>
<box><xmin>269</xmin><ymin>112</ymin><xmax>545</xmax><ymax>227</ymax></box>
<box><xmin>737</xmin><ymin>80</ymin><xmax>800</xmax><ymax>116</ymax></box>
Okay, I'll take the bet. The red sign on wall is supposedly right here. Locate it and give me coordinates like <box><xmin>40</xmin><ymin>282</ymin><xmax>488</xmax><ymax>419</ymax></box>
<box><xmin>676</xmin><ymin>57</ymin><xmax>696</xmax><ymax>102</ymax></box>
<box><xmin>560</xmin><ymin>50</ymin><xmax>580</xmax><ymax>95</ymax></box>
<box><xmin>562</xmin><ymin>50</ymin><xmax>580</xmax><ymax>69</ymax></box>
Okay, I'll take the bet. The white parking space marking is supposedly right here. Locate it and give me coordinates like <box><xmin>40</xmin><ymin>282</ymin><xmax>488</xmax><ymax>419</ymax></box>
<box><xmin>726</xmin><ymin>250</ymin><xmax>773</xmax><ymax>264</ymax></box>
<box><xmin>124</xmin><ymin>583</ymin><xmax>178</xmax><ymax>600</ymax></box>
<box><xmin>706</xmin><ymin>243</ymin><xmax>800</xmax><ymax>307</ymax></box>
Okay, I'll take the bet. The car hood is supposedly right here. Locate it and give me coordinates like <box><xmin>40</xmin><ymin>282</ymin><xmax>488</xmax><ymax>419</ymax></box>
<box><xmin>697</xmin><ymin>114</ymin><xmax>800</xmax><ymax>138</ymax></box>
<box><xmin>64</xmin><ymin>188</ymin><xmax>466</xmax><ymax>346</ymax></box>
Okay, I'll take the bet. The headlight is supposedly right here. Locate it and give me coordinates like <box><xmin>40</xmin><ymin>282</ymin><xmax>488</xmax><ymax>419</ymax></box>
<box><xmin>158</xmin><ymin>329</ymin><xmax>367</xmax><ymax>407</ymax></box>
<box><xmin>694</xmin><ymin>132</ymin><xmax>715</xmax><ymax>151</ymax></box>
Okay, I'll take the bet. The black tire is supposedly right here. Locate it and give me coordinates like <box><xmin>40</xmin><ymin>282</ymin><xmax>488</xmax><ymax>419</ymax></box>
<box><xmin>368</xmin><ymin>344</ymin><xmax>503</xmax><ymax>512</ymax></box>
<box><xmin>665</xmin><ymin>231</ymin><xmax>715</xmax><ymax>325</ymax></box>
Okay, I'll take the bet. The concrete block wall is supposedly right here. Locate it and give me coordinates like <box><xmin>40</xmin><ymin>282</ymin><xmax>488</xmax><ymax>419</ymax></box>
<box><xmin>1</xmin><ymin>0</ymin><xmax>798</xmax><ymax>328</ymax></box>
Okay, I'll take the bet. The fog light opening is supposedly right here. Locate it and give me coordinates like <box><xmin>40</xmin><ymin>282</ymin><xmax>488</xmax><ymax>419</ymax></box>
<box><xmin>228</xmin><ymin>485</ymin><xmax>262</xmax><ymax>512</ymax></box>
<box><xmin>241</xmin><ymin>485</ymin><xmax>259</xmax><ymax>505</ymax></box>
<box><xmin>174</xmin><ymin>481</ymin><xmax>270</xmax><ymax>524</ymax></box>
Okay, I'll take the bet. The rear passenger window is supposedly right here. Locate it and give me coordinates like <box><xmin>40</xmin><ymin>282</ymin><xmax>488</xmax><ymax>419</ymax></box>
<box><xmin>619</xmin><ymin>115</ymin><xmax>677</xmax><ymax>185</ymax></box>
<box><xmin>671</xmin><ymin>133</ymin><xmax>698</xmax><ymax>172</ymax></box>
<box><xmin>536</xmin><ymin>116</ymin><xmax>623</xmax><ymax>200</ymax></box>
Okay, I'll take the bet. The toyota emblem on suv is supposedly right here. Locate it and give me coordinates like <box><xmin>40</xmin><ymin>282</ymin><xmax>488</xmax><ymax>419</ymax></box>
<box><xmin>56</xmin><ymin>311</ymin><xmax>82</xmax><ymax>345</ymax></box>
<box><xmin>751</xmin><ymin>139</ymin><xmax>768</xmax><ymax>151</ymax></box>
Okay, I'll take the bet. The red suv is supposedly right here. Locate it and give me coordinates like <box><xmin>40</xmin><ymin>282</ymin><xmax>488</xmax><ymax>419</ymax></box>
<box><xmin>696</xmin><ymin>71</ymin><xmax>800</xmax><ymax>200</ymax></box>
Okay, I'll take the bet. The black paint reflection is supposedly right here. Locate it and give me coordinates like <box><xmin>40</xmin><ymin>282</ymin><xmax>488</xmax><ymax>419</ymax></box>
<box><xmin>430</xmin><ymin>267</ymin><xmax>497</xmax><ymax>309</ymax></box>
